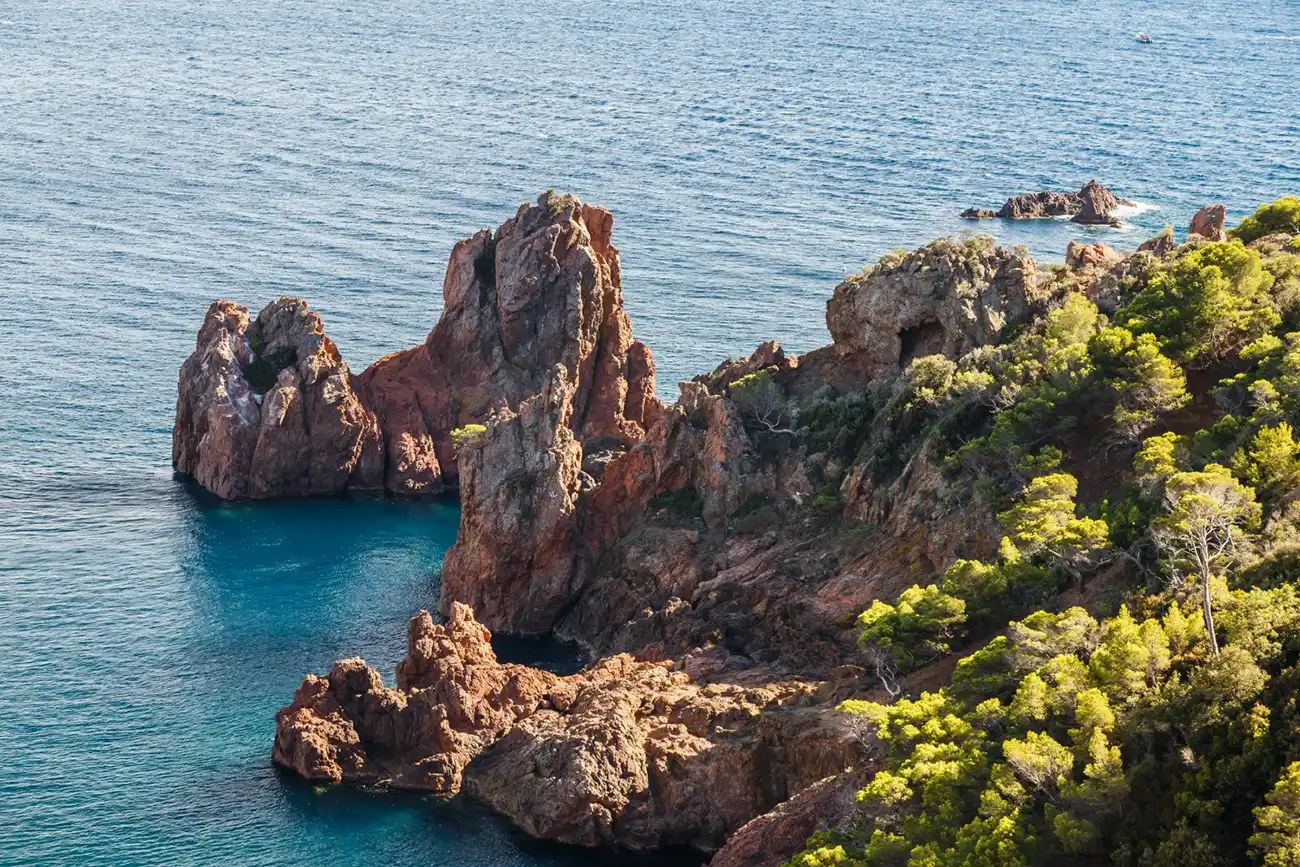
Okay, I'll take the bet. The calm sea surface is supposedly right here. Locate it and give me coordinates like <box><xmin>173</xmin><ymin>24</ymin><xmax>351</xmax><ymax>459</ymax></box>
<box><xmin>1</xmin><ymin>0</ymin><xmax>1297</xmax><ymax>863</ymax></box>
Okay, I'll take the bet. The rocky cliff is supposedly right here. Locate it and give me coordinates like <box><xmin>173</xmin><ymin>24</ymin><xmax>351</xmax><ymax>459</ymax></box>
<box><xmin>356</xmin><ymin>192</ymin><xmax>657</xmax><ymax>494</ymax></box>
<box><xmin>825</xmin><ymin>236</ymin><xmax>1042</xmax><ymax>379</ymax></box>
<box><xmin>174</xmin><ymin>192</ymin><xmax>656</xmax><ymax>499</ymax></box>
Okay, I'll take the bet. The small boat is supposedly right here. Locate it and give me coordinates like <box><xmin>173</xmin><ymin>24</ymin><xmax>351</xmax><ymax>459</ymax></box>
<box><xmin>1136</xmin><ymin>32</ymin><xmax>1154</xmax><ymax>43</ymax></box>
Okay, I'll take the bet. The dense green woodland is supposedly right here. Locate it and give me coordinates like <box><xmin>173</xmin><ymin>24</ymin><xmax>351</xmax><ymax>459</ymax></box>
<box><xmin>786</xmin><ymin>198</ymin><xmax>1300</xmax><ymax>867</ymax></box>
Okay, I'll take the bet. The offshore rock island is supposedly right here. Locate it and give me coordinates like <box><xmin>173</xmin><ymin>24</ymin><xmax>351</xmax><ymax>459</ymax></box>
<box><xmin>177</xmin><ymin>193</ymin><xmax>1300</xmax><ymax>866</ymax></box>
<box><xmin>173</xmin><ymin>192</ymin><xmax>654</xmax><ymax>499</ymax></box>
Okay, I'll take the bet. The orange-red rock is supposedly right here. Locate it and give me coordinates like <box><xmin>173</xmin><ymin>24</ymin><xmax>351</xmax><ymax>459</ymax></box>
<box><xmin>272</xmin><ymin>603</ymin><xmax>560</xmax><ymax>792</ymax></box>
<box><xmin>172</xmin><ymin>297</ymin><xmax>383</xmax><ymax>499</ymax></box>
<box><xmin>175</xmin><ymin>192</ymin><xmax>659</xmax><ymax>499</ymax></box>
<box><xmin>438</xmin><ymin>366</ymin><xmax>588</xmax><ymax>635</ymax></box>
<box><xmin>274</xmin><ymin>604</ymin><xmax>863</xmax><ymax>854</ymax></box>
<box><xmin>1189</xmin><ymin>203</ymin><xmax>1227</xmax><ymax>241</ymax></box>
<box><xmin>357</xmin><ymin>192</ymin><xmax>657</xmax><ymax>492</ymax></box>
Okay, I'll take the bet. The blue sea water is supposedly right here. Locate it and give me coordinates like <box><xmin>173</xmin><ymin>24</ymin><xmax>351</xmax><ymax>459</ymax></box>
<box><xmin>0</xmin><ymin>0</ymin><xmax>1297</xmax><ymax>864</ymax></box>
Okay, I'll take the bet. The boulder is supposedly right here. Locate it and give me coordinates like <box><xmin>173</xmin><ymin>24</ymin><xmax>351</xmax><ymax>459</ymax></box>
<box><xmin>1065</xmin><ymin>240</ymin><xmax>1123</xmax><ymax>270</ymax></box>
<box><xmin>960</xmin><ymin>207</ymin><xmax>996</xmax><ymax>219</ymax></box>
<box><xmin>1189</xmin><ymin>204</ymin><xmax>1227</xmax><ymax>242</ymax></box>
<box><xmin>172</xmin><ymin>297</ymin><xmax>383</xmax><ymax>499</ymax></box>
<box><xmin>1070</xmin><ymin>179</ymin><xmax>1127</xmax><ymax>226</ymax></box>
<box><xmin>825</xmin><ymin>237</ymin><xmax>1040</xmax><ymax>379</ymax></box>
<box><xmin>438</xmin><ymin>366</ymin><xmax>587</xmax><ymax>635</ymax></box>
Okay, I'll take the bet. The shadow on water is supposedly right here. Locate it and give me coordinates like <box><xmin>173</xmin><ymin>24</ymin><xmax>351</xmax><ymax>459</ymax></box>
<box><xmin>274</xmin><ymin>767</ymin><xmax>708</xmax><ymax>867</ymax></box>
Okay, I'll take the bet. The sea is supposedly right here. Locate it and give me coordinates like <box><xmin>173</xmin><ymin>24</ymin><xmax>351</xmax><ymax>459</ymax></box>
<box><xmin>1</xmin><ymin>0</ymin><xmax>1297</xmax><ymax>864</ymax></box>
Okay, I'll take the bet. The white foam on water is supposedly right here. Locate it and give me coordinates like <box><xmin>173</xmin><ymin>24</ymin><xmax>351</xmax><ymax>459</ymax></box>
<box><xmin>1115</xmin><ymin>200</ymin><xmax>1159</xmax><ymax>218</ymax></box>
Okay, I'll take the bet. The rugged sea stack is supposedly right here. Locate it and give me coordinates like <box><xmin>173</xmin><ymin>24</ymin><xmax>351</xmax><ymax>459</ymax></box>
<box><xmin>172</xmin><ymin>191</ymin><xmax>655</xmax><ymax>498</ymax></box>
<box><xmin>177</xmin><ymin>192</ymin><xmax>1300</xmax><ymax>865</ymax></box>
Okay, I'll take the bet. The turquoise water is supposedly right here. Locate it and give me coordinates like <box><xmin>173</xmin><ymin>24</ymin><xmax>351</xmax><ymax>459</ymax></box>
<box><xmin>1</xmin><ymin>0</ymin><xmax>1298</xmax><ymax>864</ymax></box>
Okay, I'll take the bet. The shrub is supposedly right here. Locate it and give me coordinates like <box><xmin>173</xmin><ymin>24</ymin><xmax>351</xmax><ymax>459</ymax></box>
<box><xmin>1116</xmin><ymin>241</ymin><xmax>1278</xmax><ymax>364</ymax></box>
<box><xmin>449</xmin><ymin>424</ymin><xmax>488</xmax><ymax>452</ymax></box>
<box><xmin>1233</xmin><ymin>196</ymin><xmax>1300</xmax><ymax>245</ymax></box>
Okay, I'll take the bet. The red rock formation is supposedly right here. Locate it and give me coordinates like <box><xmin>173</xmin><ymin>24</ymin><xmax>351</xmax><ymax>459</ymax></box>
<box><xmin>462</xmin><ymin>659</ymin><xmax>859</xmax><ymax>853</ymax></box>
<box><xmin>438</xmin><ymin>366</ymin><xmax>587</xmax><ymax>635</ymax></box>
<box><xmin>989</xmin><ymin>181</ymin><xmax>1131</xmax><ymax>224</ymax></box>
<box><xmin>274</xmin><ymin>604</ymin><xmax>863</xmax><ymax>854</ymax></box>
<box><xmin>1065</xmin><ymin>240</ymin><xmax>1123</xmax><ymax>270</ymax></box>
<box><xmin>1189</xmin><ymin>203</ymin><xmax>1228</xmax><ymax>241</ymax></box>
<box><xmin>175</xmin><ymin>192</ymin><xmax>658</xmax><ymax>499</ymax></box>
<box><xmin>273</xmin><ymin>603</ymin><xmax>561</xmax><ymax>792</ymax></box>
<box><xmin>709</xmin><ymin>769</ymin><xmax>868</xmax><ymax>867</ymax></box>
<box><xmin>357</xmin><ymin>192</ymin><xmax>657</xmax><ymax>492</ymax></box>
<box><xmin>172</xmin><ymin>297</ymin><xmax>383</xmax><ymax>499</ymax></box>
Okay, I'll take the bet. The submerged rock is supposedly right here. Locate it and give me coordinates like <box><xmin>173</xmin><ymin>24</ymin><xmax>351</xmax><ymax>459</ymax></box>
<box><xmin>171</xmin><ymin>297</ymin><xmax>383</xmax><ymax>499</ymax></box>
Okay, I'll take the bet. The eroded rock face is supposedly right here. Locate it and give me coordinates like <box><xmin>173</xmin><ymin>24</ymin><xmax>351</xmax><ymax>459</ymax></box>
<box><xmin>172</xmin><ymin>297</ymin><xmax>383</xmax><ymax>499</ymax></box>
<box><xmin>1189</xmin><ymin>203</ymin><xmax>1228</xmax><ymax>241</ymax></box>
<box><xmin>709</xmin><ymin>769</ymin><xmax>868</xmax><ymax>867</ymax></box>
<box><xmin>272</xmin><ymin>603</ymin><xmax>560</xmax><ymax>792</ymax></box>
<box><xmin>825</xmin><ymin>238</ymin><xmax>1040</xmax><ymax>379</ymax></box>
<box><xmin>462</xmin><ymin>657</ymin><xmax>860</xmax><ymax>853</ymax></box>
<box><xmin>176</xmin><ymin>192</ymin><xmax>657</xmax><ymax>499</ymax></box>
<box><xmin>274</xmin><ymin>604</ymin><xmax>862</xmax><ymax>854</ymax></box>
<box><xmin>357</xmin><ymin>192</ymin><xmax>656</xmax><ymax>493</ymax></box>
<box><xmin>438</xmin><ymin>366</ymin><xmax>587</xmax><ymax>635</ymax></box>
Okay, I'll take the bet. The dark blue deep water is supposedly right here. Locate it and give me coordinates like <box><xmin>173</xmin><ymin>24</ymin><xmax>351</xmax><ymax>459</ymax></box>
<box><xmin>0</xmin><ymin>0</ymin><xmax>1297</xmax><ymax>864</ymax></box>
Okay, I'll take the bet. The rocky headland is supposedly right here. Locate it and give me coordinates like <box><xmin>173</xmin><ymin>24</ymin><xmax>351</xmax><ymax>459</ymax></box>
<box><xmin>168</xmin><ymin>190</ymin><xmax>1299</xmax><ymax>864</ymax></box>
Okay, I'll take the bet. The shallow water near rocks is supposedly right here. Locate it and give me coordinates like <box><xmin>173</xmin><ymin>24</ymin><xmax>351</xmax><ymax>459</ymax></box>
<box><xmin>1</xmin><ymin>0</ymin><xmax>1298</xmax><ymax>864</ymax></box>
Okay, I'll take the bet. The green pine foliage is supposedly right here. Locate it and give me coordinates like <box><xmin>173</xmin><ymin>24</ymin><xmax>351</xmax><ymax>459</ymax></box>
<box><xmin>786</xmin><ymin>199</ymin><xmax>1300</xmax><ymax>867</ymax></box>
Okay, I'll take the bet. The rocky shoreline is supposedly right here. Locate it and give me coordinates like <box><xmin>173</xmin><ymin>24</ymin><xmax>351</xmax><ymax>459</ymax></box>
<box><xmin>178</xmin><ymin>192</ymin><xmax>1248</xmax><ymax>865</ymax></box>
